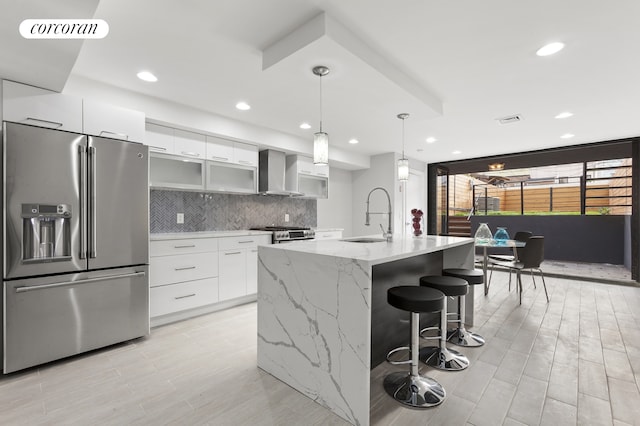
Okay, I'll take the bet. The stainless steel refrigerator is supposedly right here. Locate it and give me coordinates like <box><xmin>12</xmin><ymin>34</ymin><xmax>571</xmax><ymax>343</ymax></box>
<box><xmin>2</xmin><ymin>122</ymin><xmax>149</xmax><ymax>373</ymax></box>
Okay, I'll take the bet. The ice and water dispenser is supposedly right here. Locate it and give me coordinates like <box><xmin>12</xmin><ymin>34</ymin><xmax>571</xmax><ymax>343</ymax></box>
<box><xmin>22</xmin><ymin>204</ymin><xmax>72</xmax><ymax>262</ymax></box>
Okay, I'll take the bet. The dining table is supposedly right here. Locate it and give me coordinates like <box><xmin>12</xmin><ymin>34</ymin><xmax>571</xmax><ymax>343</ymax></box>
<box><xmin>474</xmin><ymin>239</ymin><xmax>527</xmax><ymax>295</ymax></box>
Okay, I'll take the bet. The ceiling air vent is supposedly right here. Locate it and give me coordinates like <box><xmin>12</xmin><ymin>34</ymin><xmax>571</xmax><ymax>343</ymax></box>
<box><xmin>496</xmin><ymin>114</ymin><xmax>522</xmax><ymax>125</ymax></box>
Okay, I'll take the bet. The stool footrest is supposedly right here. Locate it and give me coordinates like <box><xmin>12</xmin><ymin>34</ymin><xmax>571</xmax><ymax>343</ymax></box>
<box><xmin>386</xmin><ymin>346</ymin><xmax>412</xmax><ymax>365</ymax></box>
<box><xmin>419</xmin><ymin>326</ymin><xmax>440</xmax><ymax>341</ymax></box>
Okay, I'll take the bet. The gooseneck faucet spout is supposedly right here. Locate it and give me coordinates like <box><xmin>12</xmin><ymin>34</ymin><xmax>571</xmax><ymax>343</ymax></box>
<box><xmin>365</xmin><ymin>187</ymin><xmax>393</xmax><ymax>242</ymax></box>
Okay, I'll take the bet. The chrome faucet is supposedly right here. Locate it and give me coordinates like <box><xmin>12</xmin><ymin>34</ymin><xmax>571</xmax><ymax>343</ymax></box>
<box><xmin>365</xmin><ymin>187</ymin><xmax>393</xmax><ymax>242</ymax></box>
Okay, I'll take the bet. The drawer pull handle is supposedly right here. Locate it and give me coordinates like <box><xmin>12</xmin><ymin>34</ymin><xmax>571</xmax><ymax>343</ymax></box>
<box><xmin>174</xmin><ymin>244</ymin><xmax>196</xmax><ymax>248</ymax></box>
<box><xmin>175</xmin><ymin>266</ymin><xmax>196</xmax><ymax>271</ymax></box>
<box><xmin>181</xmin><ymin>151</ymin><xmax>201</xmax><ymax>157</ymax></box>
<box><xmin>225</xmin><ymin>251</ymin><xmax>242</xmax><ymax>255</ymax></box>
<box><xmin>238</xmin><ymin>160</ymin><xmax>253</xmax><ymax>165</ymax></box>
<box><xmin>238</xmin><ymin>240</ymin><xmax>253</xmax><ymax>244</ymax></box>
<box><xmin>210</xmin><ymin>156</ymin><xmax>229</xmax><ymax>161</ymax></box>
<box><xmin>174</xmin><ymin>293</ymin><xmax>196</xmax><ymax>300</ymax></box>
<box><xmin>149</xmin><ymin>145</ymin><xmax>167</xmax><ymax>152</ymax></box>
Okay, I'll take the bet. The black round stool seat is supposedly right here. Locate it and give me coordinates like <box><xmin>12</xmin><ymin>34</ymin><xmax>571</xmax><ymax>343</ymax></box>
<box><xmin>388</xmin><ymin>286</ymin><xmax>444</xmax><ymax>313</ymax></box>
<box><xmin>443</xmin><ymin>268</ymin><xmax>484</xmax><ymax>285</ymax></box>
<box><xmin>419</xmin><ymin>275</ymin><xmax>468</xmax><ymax>297</ymax></box>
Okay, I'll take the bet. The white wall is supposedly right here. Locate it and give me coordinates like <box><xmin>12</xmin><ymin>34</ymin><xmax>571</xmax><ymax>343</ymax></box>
<box><xmin>351</xmin><ymin>153</ymin><xmax>397</xmax><ymax>237</ymax></box>
<box><xmin>317</xmin><ymin>167</ymin><xmax>353</xmax><ymax>237</ymax></box>
<box><xmin>63</xmin><ymin>75</ymin><xmax>370</xmax><ymax>170</ymax></box>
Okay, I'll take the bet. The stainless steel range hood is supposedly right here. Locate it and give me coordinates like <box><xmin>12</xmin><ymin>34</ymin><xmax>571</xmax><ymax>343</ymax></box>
<box><xmin>259</xmin><ymin>150</ymin><xmax>302</xmax><ymax>196</ymax></box>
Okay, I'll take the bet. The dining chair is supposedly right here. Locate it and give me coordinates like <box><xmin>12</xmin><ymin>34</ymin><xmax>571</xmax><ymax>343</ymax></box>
<box><xmin>488</xmin><ymin>231</ymin><xmax>532</xmax><ymax>262</ymax></box>
<box><xmin>489</xmin><ymin>236</ymin><xmax>549</xmax><ymax>304</ymax></box>
<box><xmin>488</xmin><ymin>230</ymin><xmax>532</xmax><ymax>291</ymax></box>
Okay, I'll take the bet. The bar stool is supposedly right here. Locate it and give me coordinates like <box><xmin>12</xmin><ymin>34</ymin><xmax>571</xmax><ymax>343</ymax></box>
<box><xmin>442</xmin><ymin>268</ymin><xmax>485</xmax><ymax>347</ymax></box>
<box><xmin>418</xmin><ymin>276</ymin><xmax>470</xmax><ymax>371</ymax></box>
<box><xmin>383</xmin><ymin>285</ymin><xmax>446</xmax><ymax>408</ymax></box>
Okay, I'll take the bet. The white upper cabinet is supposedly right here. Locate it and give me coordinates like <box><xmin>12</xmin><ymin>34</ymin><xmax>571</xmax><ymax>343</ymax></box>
<box><xmin>294</xmin><ymin>155</ymin><xmax>330</xmax><ymax>177</ymax></box>
<box><xmin>2</xmin><ymin>80</ymin><xmax>83</xmax><ymax>132</ymax></box>
<box><xmin>174</xmin><ymin>129</ymin><xmax>206</xmax><ymax>159</ymax></box>
<box><xmin>234</xmin><ymin>141</ymin><xmax>259</xmax><ymax>167</ymax></box>
<box><xmin>205</xmin><ymin>136</ymin><xmax>234</xmax><ymax>163</ymax></box>
<box><xmin>83</xmin><ymin>99</ymin><xmax>145</xmax><ymax>142</ymax></box>
<box><xmin>2</xmin><ymin>81</ymin><xmax>145</xmax><ymax>142</ymax></box>
<box><xmin>145</xmin><ymin>123</ymin><xmax>175</xmax><ymax>154</ymax></box>
<box><xmin>286</xmin><ymin>155</ymin><xmax>329</xmax><ymax>198</ymax></box>
<box><xmin>206</xmin><ymin>136</ymin><xmax>258</xmax><ymax>167</ymax></box>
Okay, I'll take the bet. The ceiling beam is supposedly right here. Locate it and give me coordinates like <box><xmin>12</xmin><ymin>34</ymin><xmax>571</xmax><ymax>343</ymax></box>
<box><xmin>262</xmin><ymin>12</ymin><xmax>442</xmax><ymax>117</ymax></box>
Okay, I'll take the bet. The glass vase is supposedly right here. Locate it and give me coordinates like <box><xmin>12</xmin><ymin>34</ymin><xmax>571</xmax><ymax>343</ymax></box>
<box><xmin>474</xmin><ymin>223</ymin><xmax>493</xmax><ymax>244</ymax></box>
<box><xmin>494</xmin><ymin>227</ymin><xmax>510</xmax><ymax>245</ymax></box>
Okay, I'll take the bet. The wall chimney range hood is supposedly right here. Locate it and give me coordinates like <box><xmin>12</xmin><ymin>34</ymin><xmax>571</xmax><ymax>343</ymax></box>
<box><xmin>259</xmin><ymin>150</ymin><xmax>302</xmax><ymax>196</ymax></box>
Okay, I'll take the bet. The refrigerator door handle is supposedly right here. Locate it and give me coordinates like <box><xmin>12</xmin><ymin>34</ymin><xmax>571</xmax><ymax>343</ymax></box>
<box><xmin>89</xmin><ymin>146</ymin><xmax>97</xmax><ymax>258</ymax></box>
<box><xmin>14</xmin><ymin>271</ymin><xmax>146</xmax><ymax>293</ymax></box>
<box><xmin>79</xmin><ymin>144</ymin><xmax>87</xmax><ymax>259</ymax></box>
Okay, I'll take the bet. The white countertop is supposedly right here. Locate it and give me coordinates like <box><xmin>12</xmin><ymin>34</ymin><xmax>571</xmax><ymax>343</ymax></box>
<box><xmin>150</xmin><ymin>230</ymin><xmax>273</xmax><ymax>241</ymax></box>
<box><xmin>313</xmin><ymin>228</ymin><xmax>344</xmax><ymax>232</ymax></box>
<box><xmin>261</xmin><ymin>234</ymin><xmax>474</xmax><ymax>265</ymax></box>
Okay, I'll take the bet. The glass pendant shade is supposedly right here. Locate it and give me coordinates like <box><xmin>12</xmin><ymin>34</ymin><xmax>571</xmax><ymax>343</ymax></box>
<box><xmin>314</xmin><ymin>131</ymin><xmax>329</xmax><ymax>165</ymax></box>
<box><xmin>397</xmin><ymin>158</ymin><xmax>409</xmax><ymax>181</ymax></box>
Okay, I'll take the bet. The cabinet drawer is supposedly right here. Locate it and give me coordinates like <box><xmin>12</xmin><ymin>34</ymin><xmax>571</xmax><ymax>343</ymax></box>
<box><xmin>150</xmin><ymin>238</ymin><xmax>218</xmax><ymax>256</ymax></box>
<box><xmin>150</xmin><ymin>277</ymin><xmax>218</xmax><ymax>317</ymax></box>
<box><xmin>150</xmin><ymin>252</ymin><xmax>218</xmax><ymax>287</ymax></box>
<box><xmin>218</xmin><ymin>235</ymin><xmax>271</xmax><ymax>250</ymax></box>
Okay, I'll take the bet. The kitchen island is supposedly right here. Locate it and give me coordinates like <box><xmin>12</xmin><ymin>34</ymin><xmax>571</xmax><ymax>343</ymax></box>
<box><xmin>256</xmin><ymin>235</ymin><xmax>475</xmax><ymax>426</ymax></box>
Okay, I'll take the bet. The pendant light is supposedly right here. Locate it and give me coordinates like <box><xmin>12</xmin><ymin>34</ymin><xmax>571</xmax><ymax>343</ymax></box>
<box><xmin>397</xmin><ymin>113</ymin><xmax>410</xmax><ymax>181</ymax></box>
<box><xmin>312</xmin><ymin>65</ymin><xmax>330</xmax><ymax>165</ymax></box>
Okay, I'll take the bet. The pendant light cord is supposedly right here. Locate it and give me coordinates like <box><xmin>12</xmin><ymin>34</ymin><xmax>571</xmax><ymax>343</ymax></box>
<box><xmin>319</xmin><ymin>74</ymin><xmax>323</xmax><ymax>133</ymax></box>
<box><xmin>401</xmin><ymin>117</ymin><xmax>405</xmax><ymax>158</ymax></box>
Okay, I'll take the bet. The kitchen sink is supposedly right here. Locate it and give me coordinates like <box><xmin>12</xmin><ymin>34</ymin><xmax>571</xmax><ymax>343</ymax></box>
<box><xmin>341</xmin><ymin>237</ymin><xmax>388</xmax><ymax>243</ymax></box>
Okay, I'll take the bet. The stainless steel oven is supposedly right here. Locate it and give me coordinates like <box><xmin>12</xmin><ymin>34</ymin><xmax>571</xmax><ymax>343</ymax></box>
<box><xmin>250</xmin><ymin>227</ymin><xmax>315</xmax><ymax>244</ymax></box>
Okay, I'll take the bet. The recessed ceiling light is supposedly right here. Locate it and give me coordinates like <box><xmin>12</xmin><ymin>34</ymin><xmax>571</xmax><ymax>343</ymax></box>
<box><xmin>235</xmin><ymin>102</ymin><xmax>251</xmax><ymax>111</ymax></box>
<box><xmin>536</xmin><ymin>42</ymin><xmax>565</xmax><ymax>57</ymax></box>
<box><xmin>348</xmin><ymin>138</ymin><xmax>359</xmax><ymax>144</ymax></box>
<box><xmin>452</xmin><ymin>150</ymin><xmax>461</xmax><ymax>155</ymax></box>
<box><xmin>299</xmin><ymin>122</ymin><xmax>311</xmax><ymax>130</ymax></box>
<box><xmin>560</xmin><ymin>133</ymin><xmax>575</xmax><ymax>139</ymax></box>
<box><xmin>136</xmin><ymin>71</ymin><xmax>157</xmax><ymax>82</ymax></box>
<box><xmin>426</xmin><ymin>137</ymin><xmax>437</xmax><ymax>143</ymax></box>
<box><xmin>555</xmin><ymin>112</ymin><xmax>573</xmax><ymax>119</ymax></box>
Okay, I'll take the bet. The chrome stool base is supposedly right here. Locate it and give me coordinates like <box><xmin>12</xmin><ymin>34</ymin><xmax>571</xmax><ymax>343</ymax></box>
<box><xmin>420</xmin><ymin>346</ymin><xmax>470</xmax><ymax>371</ymax></box>
<box><xmin>383</xmin><ymin>371</ymin><xmax>446</xmax><ymax>408</ymax></box>
<box><xmin>447</xmin><ymin>327</ymin><xmax>485</xmax><ymax>347</ymax></box>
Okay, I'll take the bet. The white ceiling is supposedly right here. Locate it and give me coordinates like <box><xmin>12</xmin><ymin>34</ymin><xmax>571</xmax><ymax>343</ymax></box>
<box><xmin>5</xmin><ymin>1</ymin><xmax>640</xmax><ymax>166</ymax></box>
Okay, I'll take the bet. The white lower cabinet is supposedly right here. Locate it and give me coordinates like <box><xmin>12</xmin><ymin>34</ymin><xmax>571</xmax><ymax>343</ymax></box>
<box><xmin>150</xmin><ymin>278</ymin><xmax>218</xmax><ymax>317</ymax></box>
<box><xmin>150</xmin><ymin>233</ymin><xmax>270</xmax><ymax>324</ymax></box>
<box><xmin>219</xmin><ymin>249</ymin><xmax>246</xmax><ymax>301</ymax></box>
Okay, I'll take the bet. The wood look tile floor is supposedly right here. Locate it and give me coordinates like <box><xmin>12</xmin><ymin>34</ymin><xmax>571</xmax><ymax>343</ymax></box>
<box><xmin>1</xmin><ymin>271</ymin><xmax>639</xmax><ymax>425</ymax></box>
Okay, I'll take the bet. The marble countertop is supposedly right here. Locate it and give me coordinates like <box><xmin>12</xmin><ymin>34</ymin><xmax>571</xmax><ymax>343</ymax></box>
<box><xmin>261</xmin><ymin>234</ymin><xmax>474</xmax><ymax>265</ymax></box>
<box><xmin>150</xmin><ymin>230</ymin><xmax>273</xmax><ymax>240</ymax></box>
<box><xmin>312</xmin><ymin>228</ymin><xmax>344</xmax><ymax>232</ymax></box>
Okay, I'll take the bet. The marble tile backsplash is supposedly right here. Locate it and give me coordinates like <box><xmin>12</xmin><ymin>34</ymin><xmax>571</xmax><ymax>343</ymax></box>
<box><xmin>150</xmin><ymin>190</ymin><xmax>317</xmax><ymax>233</ymax></box>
